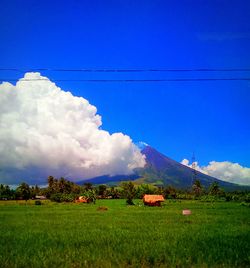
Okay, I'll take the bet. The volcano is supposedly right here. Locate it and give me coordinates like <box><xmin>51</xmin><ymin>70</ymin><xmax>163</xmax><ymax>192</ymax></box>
<box><xmin>137</xmin><ymin>146</ymin><xmax>239</xmax><ymax>189</ymax></box>
<box><xmin>83</xmin><ymin>145</ymin><xmax>246</xmax><ymax>190</ymax></box>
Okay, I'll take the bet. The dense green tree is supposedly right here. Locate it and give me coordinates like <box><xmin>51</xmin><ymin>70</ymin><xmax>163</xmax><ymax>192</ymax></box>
<box><xmin>48</xmin><ymin>176</ymin><xmax>83</xmax><ymax>195</ymax></box>
<box><xmin>30</xmin><ymin>186</ymin><xmax>36</xmax><ymax>199</ymax></box>
<box><xmin>40</xmin><ymin>187</ymin><xmax>51</xmax><ymax>198</ymax></box>
<box><xmin>47</xmin><ymin>176</ymin><xmax>55</xmax><ymax>197</ymax></box>
<box><xmin>16</xmin><ymin>182</ymin><xmax>31</xmax><ymax>201</ymax></box>
<box><xmin>209</xmin><ymin>182</ymin><xmax>221</xmax><ymax>195</ymax></box>
<box><xmin>109</xmin><ymin>186</ymin><xmax>121</xmax><ymax>199</ymax></box>
<box><xmin>29</xmin><ymin>185</ymin><xmax>41</xmax><ymax>199</ymax></box>
<box><xmin>83</xmin><ymin>182</ymin><xmax>93</xmax><ymax>191</ymax></box>
<box><xmin>156</xmin><ymin>186</ymin><xmax>164</xmax><ymax>195</ymax></box>
<box><xmin>48</xmin><ymin>176</ymin><xmax>54</xmax><ymax>188</ymax></box>
<box><xmin>244</xmin><ymin>193</ymin><xmax>250</xmax><ymax>203</ymax></box>
<box><xmin>0</xmin><ymin>184</ymin><xmax>14</xmax><ymax>200</ymax></box>
<box><xmin>83</xmin><ymin>189</ymin><xmax>97</xmax><ymax>204</ymax></box>
<box><xmin>97</xmin><ymin>184</ymin><xmax>107</xmax><ymax>198</ymax></box>
<box><xmin>121</xmin><ymin>181</ymin><xmax>136</xmax><ymax>205</ymax></box>
<box><xmin>34</xmin><ymin>185</ymin><xmax>40</xmax><ymax>195</ymax></box>
<box><xmin>71</xmin><ymin>183</ymin><xmax>81</xmax><ymax>194</ymax></box>
<box><xmin>164</xmin><ymin>186</ymin><xmax>177</xmax><ymax>199</ymax></box>
<box><xmin>58</xmin><ymin>177</ymin><xmax>73</xmax><ymax>194</ymax></box>
<box><xmin>47</xmin><ymin>176</ymin><xmax>60</xmax><ymax>196</ymax></box>
<box><xmin>136</xmin><ymin>184</ymin><xmax>157</xmax><ymax>198</ymax></box>
<box><xmin>192</xmin><ymin>179</ymin><xmax>203</xmax><ymax>197</ymax></box>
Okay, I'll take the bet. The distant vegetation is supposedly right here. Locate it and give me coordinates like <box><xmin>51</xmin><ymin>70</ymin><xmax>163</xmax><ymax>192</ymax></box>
<box><xmin>1</xmin><ymin>176</ymin><xmax>250</xmax><ymax>205</ymax></box>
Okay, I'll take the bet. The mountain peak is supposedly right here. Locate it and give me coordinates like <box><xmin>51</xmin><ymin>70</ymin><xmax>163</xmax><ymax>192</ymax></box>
<box><xmin>141</xmin><ymin>146</ymin><xmax>181</xmax><ymax>170</ymax></box>
<box><xmin>136</xmin><ymin>141</ymin><xmax>149</xmax><ymax>151</ymax></box>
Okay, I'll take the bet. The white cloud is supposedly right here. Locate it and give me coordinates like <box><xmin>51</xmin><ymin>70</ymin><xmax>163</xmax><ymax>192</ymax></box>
<box><xmin>180</xmin><ymin>159</ymin><xmax>189</xmax><ymax>166</ymax></box>
<box><xmin>0</xmin><ymin>73</ymin><xmax>145</xmax><ymax>184</ymax></box>
<box><xmin>181</xmin><ymin>159</ymin><xmax>250</xmax><ymax>185</ymax></box>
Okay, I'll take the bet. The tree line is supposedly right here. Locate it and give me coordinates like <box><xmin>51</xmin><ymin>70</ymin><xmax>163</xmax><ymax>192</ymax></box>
<box><xmin>1</xmin><ymin>177</ymin><xmax>250</xmax><ymax>204</ymax></box>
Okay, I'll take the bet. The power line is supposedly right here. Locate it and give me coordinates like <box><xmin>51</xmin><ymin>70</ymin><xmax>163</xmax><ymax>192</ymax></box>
<box><xmin>1</xmin><ymin>78</ymin><xmax>250</xmax><ymax>82</ymax></box>
<box><xmin>0</xmin><ymin>68</ymin><xmax>250</xmax><ymax>72</ymax></box>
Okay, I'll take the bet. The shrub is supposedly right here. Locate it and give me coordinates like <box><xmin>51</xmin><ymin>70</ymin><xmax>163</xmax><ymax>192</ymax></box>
<box><xmin>97</xmin><ymin>206</ymin><xmax>108</xmax><ymax>211</ymax></box>
<box><xmin>200</xmin><ymin>195</ymin><xmax>218</xmax><ymax>202</ymax></box>
<box><xmin>82</xmin><ymin>190</ymin><xmax>97</xmax><ymax>204</ymax></box>
<box><xmin>240</xmin><ymin>202</ymin><xmax>250</xmax><ymax>207</ymax></box>
<box><xmin>244</xmin><ymin>194</ymin><xmax>250</xmax><ymax>203</ymax></box>
<box><xmin>126</xmin><ymin>199</ymin><xmax>134</xmax><ymax>205</ymax></box>
<box><xmin>50</xmin><ymin>193</ymin><xmax>77</xmax><ymax>202</ymax></box>
<box><xmin>225</xmin><ymin>194</ymin><xmax>233</xmax><ymax>202</ymax></box>
<box><xmin>50</xmin><ymin>193</ymin><xmax>62</xmax><ymax>202</ymax></box>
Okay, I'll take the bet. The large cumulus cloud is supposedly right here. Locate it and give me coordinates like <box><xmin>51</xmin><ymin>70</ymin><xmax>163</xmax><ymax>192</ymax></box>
<box><xmin>181</xmin><ymin>159</ymin><xmax>250</xmax><ymax>185</ymax></box>
<box><xmin>0</xmin><ymin>73</ymin><xmax>145</xmax><ymax>184</ymax></box>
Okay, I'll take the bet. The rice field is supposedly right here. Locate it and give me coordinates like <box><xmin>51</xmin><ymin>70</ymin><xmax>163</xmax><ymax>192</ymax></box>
<box><xmin>0</xmin><ymin>199</ymin><xmax>250</xmax><ymax>267</ymax></box>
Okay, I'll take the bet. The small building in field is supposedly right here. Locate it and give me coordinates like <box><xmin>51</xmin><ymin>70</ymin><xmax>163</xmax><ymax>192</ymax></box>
<box><xmin>143</xmin><ymin>194</ymin><xmax>165</xmax><ymax>206</ymax></box>
<box><xmin>35</xmin><ymin>195</ymin><xmax>47</xmax><ymax>200</ymax></box>
<box><xmin>75</xmin><ymin>196</ymin><xmax>88</xmax><ymax>203</ymax></box>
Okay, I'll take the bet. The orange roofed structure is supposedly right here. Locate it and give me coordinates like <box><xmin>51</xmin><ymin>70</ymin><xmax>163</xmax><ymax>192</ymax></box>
<box><xmin>143</xmin><ymin>194</ymin><xmax>165</xmax><ymax>206</ymax></box>
<box><xmin>75</xmin><ymin>196</ymin><xmax>88</xmax><ymax>203</ymax></box>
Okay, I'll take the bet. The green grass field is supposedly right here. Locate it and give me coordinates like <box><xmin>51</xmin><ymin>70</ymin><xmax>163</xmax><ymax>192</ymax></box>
<box><xmin>0</xmin><ymin>199</ymin><xmax>250</xmax><ymax>268</ymax></box>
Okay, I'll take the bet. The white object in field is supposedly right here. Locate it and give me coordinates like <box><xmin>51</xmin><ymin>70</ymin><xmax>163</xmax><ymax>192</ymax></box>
<box><xmin>182</xmin><ymin>209</ymin><xmax>192</xmax><ymax>215</ymax></box>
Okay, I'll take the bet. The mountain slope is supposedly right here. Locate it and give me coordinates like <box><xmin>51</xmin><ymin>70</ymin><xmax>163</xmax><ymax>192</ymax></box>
<box><xmin>136</xmin><ymin>146</ymin><xmax>240</xmax><ymax>190</ymax></box>
<box><xmin>81</xmin><ymin>145</ymin><xmax>248</xmax><ymax>190</ymax></box>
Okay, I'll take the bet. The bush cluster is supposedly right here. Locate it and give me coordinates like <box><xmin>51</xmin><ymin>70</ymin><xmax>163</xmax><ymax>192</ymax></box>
<box><xmin>50</xmin><ymin>193</ymin><xmax>78</xmax><ymax>202</ymax></box>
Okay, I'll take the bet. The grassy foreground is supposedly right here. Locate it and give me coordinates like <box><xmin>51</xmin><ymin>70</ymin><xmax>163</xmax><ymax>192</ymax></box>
<box><xmin>0</xmin><ymin>200</ymin><xmax>250</xmax><ymax>268</ymax></box>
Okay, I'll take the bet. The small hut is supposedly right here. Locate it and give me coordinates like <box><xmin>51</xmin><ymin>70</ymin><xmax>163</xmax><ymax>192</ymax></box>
<box><xmin>143</xmin><ymin>194</ymin><xmax>165</xmax><ymax>206</ymax></box>
<box><xmin>35</xmin><ymin>195</ymin><xmax>47</xmax><ymax>200</ymax></box>
<box><xmin>76</xmin><ymin>196</ymin><xmax>88</xmax><ymax>203</ymax></box>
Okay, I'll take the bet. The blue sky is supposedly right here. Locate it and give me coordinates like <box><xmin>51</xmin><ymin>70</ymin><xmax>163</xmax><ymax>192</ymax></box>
<box><xmin>1</xmin><ymin>0</ymin><xmax>250</xmax><ymax>168</ymax></box>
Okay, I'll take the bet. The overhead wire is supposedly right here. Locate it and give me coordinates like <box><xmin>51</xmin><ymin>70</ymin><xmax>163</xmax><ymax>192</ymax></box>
<box><xmin>1</xmin><ymin>68</ymin><xmax>249</xmax><ymax>82</ymax></box>
<box><xmin>0</xmin><ymin>68</ymin><xmax>250</xmax><ymax>72</ymax></box>
<box><xmin>1</xmin><ymin>78</ymin><xmax>250</xmax><ymax>82</ymax></box>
